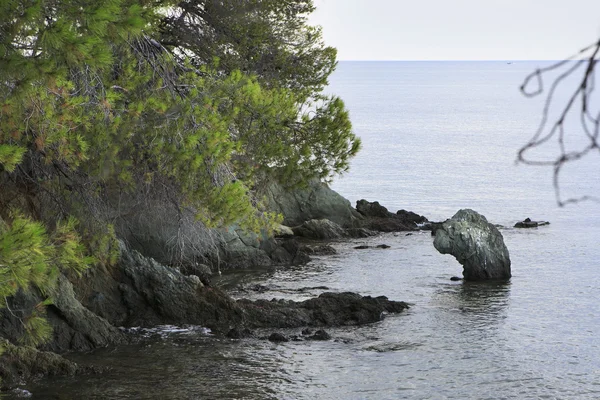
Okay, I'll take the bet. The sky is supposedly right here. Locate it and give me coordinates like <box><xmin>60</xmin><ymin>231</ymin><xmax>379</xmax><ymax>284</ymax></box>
<box><xmin>309</xmin><ymin>0</ymin><xmax>600</xmax><ymax>60</ymax></box>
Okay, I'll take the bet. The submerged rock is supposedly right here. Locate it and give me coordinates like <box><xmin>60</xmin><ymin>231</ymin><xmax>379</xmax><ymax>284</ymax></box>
<box><xmin>268</xmin><ymin>332</ymin><xmax>289</xmax><ymax>343</ymax></box>
<box><xmin>514</xmin><ymin>218</ymin><xmax>550</xmax><ymax>228</ymax></box>
<box><xmin>307</xmin><ymin>329</ymin><xmax>331</xmax><ymax>341</ymax></box>
<box><xmin>433</xmin><ymin>209</ymin><xmax>511</xmax><ymax>281</ymax></box>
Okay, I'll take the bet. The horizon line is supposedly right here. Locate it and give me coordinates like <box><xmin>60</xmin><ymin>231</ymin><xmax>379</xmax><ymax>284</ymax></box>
<box><xmin>336</xmin><ymin>59</ymin><xmax>569</xmax><ymax>62</ymax></box>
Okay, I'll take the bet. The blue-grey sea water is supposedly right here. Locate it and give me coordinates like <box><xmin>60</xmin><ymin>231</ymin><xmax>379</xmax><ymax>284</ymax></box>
<box><xmin>25</xmin><ymin>62</ymin><xmax>600</xmax><ymax>399</ymax></box>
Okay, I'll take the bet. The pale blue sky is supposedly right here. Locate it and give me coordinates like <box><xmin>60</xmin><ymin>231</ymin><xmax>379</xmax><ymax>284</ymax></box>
<box><xmin>310</xmin><ymin>0</ymin><xmax>600</xmax><ymax>60</ymax></box>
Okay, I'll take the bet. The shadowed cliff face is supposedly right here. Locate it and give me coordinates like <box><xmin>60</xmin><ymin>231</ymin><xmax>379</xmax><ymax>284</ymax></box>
<box><xmin>433</xmin><ymin>209</ymin><xmax>511</xmax><ymax>281</ymax></box>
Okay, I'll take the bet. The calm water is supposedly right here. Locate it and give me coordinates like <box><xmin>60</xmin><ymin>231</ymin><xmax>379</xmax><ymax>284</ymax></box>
<box><xmin>24</xmin><ymin>62</ymin><xmax>600</xmax><ymax>399</ymax></box>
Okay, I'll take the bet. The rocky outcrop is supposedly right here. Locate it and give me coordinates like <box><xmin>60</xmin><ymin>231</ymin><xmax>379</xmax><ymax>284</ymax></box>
<box><xmin>265</xmin><ymin>179</ymin><xmax>363</xmax><ymax>228</ymax></box>
<box><xmin>0</xmin><ymin>339</ymin><xmax>82</xmax><ymax>388</ymax></box>
<box><xmin>433</xmin><ymin>209</ymin><xmax>511</xmax><ymax>281</ymax></box>
<box><xmin>355</xmin><ymin>200</ymin><xmax>426</xmax><ymax>232</ymax></box>
<box><xmin>292</xmin><ymin>219</ymin><xmax>346</xmax><ymax>240</ymax></box>
<box><xmin>514</xmin><ymin>218</ymin><xmax>550</xmax><ymax>228</ymax></box>
<box><xmin>238</xmin><ymin>292</ymin><xmax>409</xmax><ymax>329</ymax></box>
<box><xmin>76</xmin><ymin>242</ymin><xmax>245</xmax><ymax>332</ymax></box>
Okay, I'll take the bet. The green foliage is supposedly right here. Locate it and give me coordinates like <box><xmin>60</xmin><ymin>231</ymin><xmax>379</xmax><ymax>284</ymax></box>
<box><xmin>0</xmin><ymin>213</ymin><xmax>92</xmax><ymax>345</ymax></box>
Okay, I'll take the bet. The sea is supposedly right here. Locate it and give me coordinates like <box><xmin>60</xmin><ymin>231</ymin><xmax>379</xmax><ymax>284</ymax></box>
<box><xmin>24</xmin><ymin>62</ymin><xmax>600</xmax><ymax>399</ymax></box>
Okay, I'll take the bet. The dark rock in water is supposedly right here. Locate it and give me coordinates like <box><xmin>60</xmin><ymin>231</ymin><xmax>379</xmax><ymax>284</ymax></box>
<box><xmin>396</xmin><ymin>209</ymin><xmax>428</xmax><ymax>224</ymax></box>
<box><xmin>292</xmin><ymin>219</ymin><xmax>346</xmax><ymax>240</ymax></box>
<box><xmin>450</xmin><ymin>276</ymin><xmax>463</xmax><ymax>281</ymax></box>
<box><xmin>514</xmin><ymin>218</ymin><xmax>550</xmax><ymax>228</ymax></box>
<box><xmin>356</xmin><ymin>200</ymin><xmax>393</xmax><ymax>218</ymax></box>
<box><xmin>239</xmin><ymin>292</ymin><xmax>409</xmax><ymax>329</ymax></box>
<box><xmin>354</xmin><ymin>200</ymin><xmax>425</xmax><ymax>232</ymax></box>
<box><xmin>301</xmin><ymin>328</ymin><xmax>313</xmax><ymax>336</ymax></box>
<box><xmin>268</xmin><ymin>332</ymin><xmax>289</xmax><ymax>342</ymax></box>
<box><xmin>307</xmin><ymin>329</ymin><xmax>331</xmax><ymax>341</ymax></box>
<box><xmin>0</xmin><ymin>339</ymin><xmax>81</xmax><ymax>388</ymax></box>
<box><xmin>354</xmin><ymin>244</ymin><xmax>390</xmax><ymax>249</ymax></box>
<box><xmin>226</xmin><ymin>327</ymin><xmax>254</xmax><ymax>339</ymax></box>
<box><xmin>433</xmin><ymin>209</ymin><xmax>511</xmax><ymax>281</ymax></box>
<box><xmin>299</xmin><ymin>244</ymin><xmax>337</xmax><ymax>256</ymax></box>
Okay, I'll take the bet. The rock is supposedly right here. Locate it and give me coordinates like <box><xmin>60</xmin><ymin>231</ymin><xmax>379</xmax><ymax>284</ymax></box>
<box><xmin>239</xmin><ymin>292</ymin><xmax>409</xmax><ymax>329</ymax></box>
<box><xmin>355</xmin><ymin>200</ymin><xmax>419</xmax><ymax>232</ymax></box>
<box><xmin>433</xmin><ymin>209</ymin><xmax>511</xmax><ymax>281</ymax></box>
<box><xmin>299</xmin><ymin>244</ymin><xmax>337</xmax><ymax>255</ymax></box>
<box><xmin>354</xmin><ymin>245</ymin><xmax>370</xmax><ymax>249</ymax></box>
<box><xmin>376</xmin><ymin>244</ymin><xmax>391</xmax><ymax>249</ymax></box>
<box><xmin>396</xmin><ymin>209</ymin><xmax>428</xmax><ymax>224</ymax></box>
<box><xmin>273</xmin><ymin>224</ymin><xmax>294</xmax><ymax>238</ymax></box>
<box><xmin>292</xmin><ymin>219</ymin><xmax>346</xmax><ymax>240</ymax></box>
<box><xmin>346</xmin><ymin>227</ymin><xmax>377</xmax><ymax>238</ymax></box>
<box><xmin>356</xmin><ymin>200</ymin><xmax>393</xmax><ymax>218</ymax></box>
<box><xmin>0</xmin><ymin>275</ymin><xmax>124</xmax><ymax>354</ymax></box>
<box><xmin>219</xmin><ymin>226</ymin><xmax>274</xmax><ymax>269</ymax></box>
<box><xmin>514</xmin><ymin>218</ymin><xmax>550</xmax><ymax>228</ymax></box>
<box><xmin>265</xmin><ymin>179</ymin><xmax>362</xmax><ymax>228</ymax></box>
<box><xmin>226</xmin><ymin>328</ymin><xmax>254</xmax><ymax>339</ymax></box>
<box><xmin>450</xmin><ymin>276</ymin><xmax>463</xmax><ymax>281</ymax></box>
<box><xmin>179</xmin><ymin>263</ymin><xmax>212</xmax><ymax>286</ymax></box>
<box><xmin>268</xmin><ymin>333</ymin><xmax>289</xmax><ymax>342</ymax></box>
<box><xmin>279</xmin><ymin>238</ymin><xmax>311</xmax><ymax>264</ymax></box>
<box><xmin>0</xmin><ymin>339</ymin><xmax>82</xmax><ymax>388</ymax></box>
<box><xmin>307</xmin><ymin>329</ymin><xmax>331</xmax><ymax>341</ymax></box>
<box><xmin>301</xmin><ymin>328</ymin><xmax>313</xmax><ymax>336</ymax></box>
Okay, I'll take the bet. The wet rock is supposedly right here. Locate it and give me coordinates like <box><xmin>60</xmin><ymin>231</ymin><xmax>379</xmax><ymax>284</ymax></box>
<box><xmin>292</xmin><ymin>219</ymin><xmax>346</xmax><ymax>240</ymax></box>
<box><xmin>0</xmin><ymin>339</ymin><xmax>81</xmax><ymax>388</ymax></box>
<box><xmin>299</xmin><ymin>244</ymin><xmax>337</xmax><ymax>255</ymax></box>
<box><xmin>396</xmin><ymin>210</ymin><xmax>428</xmax><ymax>224</ymax></box>
<box><xmin>376</xmin><ymin>244</ymin><xmax>391</xmax><ymax>249</ymax></box>
<box><xmin>514</xmin><ymin>218</ymin><xmax>550</xmax><ymax>228</ymax></box>
<box><xmin>346</xmin><ymin>227</ymin><xmax>377</xmax><ymax>238</ymax></box>
<box><xmin>307</xmin><ymin>329</ymin><xmax>331</xmax><ymax>341</ymax></box>
<box><xmin>450</xmin><ymin>276</ymin><xmax>463</xmax><ymax>281</ymax></box>
<box><xmin>356</xmin><ymin>200</ymin><xmax>393</xmax><ymax>218</ymax></box>
<box><xmin>74</xmin><ymin>242</ymin><xmax>245</xmax><ymax>334</ymax></box>
<box><xmin>226</xmin><ymin>327</ymin><xmax>254</xmax><ymax>339</ymax></box>
<box><xmin>268</xmin><ymin>333</ymin><xmax>289</xmax><ymax>342</ymax></box>
<box><xmin>433</xmin><ymin>209</ymin><xmax>511</xmax><ymax>281</ymax></box>
<box><xmin>239</xmin><ymin>292</ymin><xmax>409</xmax><ymax>329</ymax></box>
<box><xmin>301</xmin><ymin>328</ymin><xmax>313</xmax><ymax>336</ymax></box>
<box><xmin>179</xmin><ymin>263</ymin><xmax>212</xmax><ymax>286</ymax></box>
<box><xmin>354</xmin><ymin>245</ymin><xmax>370</xmax><ymax>249</ymax></box>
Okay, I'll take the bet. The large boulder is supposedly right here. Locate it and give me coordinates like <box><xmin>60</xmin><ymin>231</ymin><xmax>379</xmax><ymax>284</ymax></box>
<box><xmin>292</xmin><ymin>219</ymin><xmax>346</xmax><ymax>240</ymax></box>
<box><xmin>265</xmin><ymin>179</ymin><xmax>363</xmax><ymax>228</ymax></box>
<box><xmin>433</xmin><ymin>209</ymin><xmax>511</xmax><ymax>281</ymax></box>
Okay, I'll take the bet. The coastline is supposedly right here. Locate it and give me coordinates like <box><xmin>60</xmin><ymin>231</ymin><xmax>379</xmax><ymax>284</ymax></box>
<box><xmin>0</xmin><ymin>181</ymin><xmax>431</xmax><ymax>391</ymax></box>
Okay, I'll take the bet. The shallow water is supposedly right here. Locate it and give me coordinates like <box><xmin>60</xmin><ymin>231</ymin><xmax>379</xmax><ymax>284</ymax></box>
<box><xmin>22</xmin><ymin>62</ymin><xmax>600</xmax><ymax>399</ymax></box>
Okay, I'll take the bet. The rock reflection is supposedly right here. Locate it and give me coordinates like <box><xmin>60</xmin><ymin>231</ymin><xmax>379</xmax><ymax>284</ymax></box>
<box><xmin>432</xmin><ymin>280</ymin><xmax>512</xmax><ymax>334</ymax></box>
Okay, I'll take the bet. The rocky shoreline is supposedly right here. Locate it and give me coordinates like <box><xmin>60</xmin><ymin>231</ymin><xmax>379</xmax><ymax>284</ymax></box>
<box><xmin>0</xmin><ymin>182</ymin><xmax>431</xmax><ymax>390</ymax></box>
<box><xmin>1</xmin><ymin>180</ymin><xmax>533</xmax><ymax>391</ymax></box>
